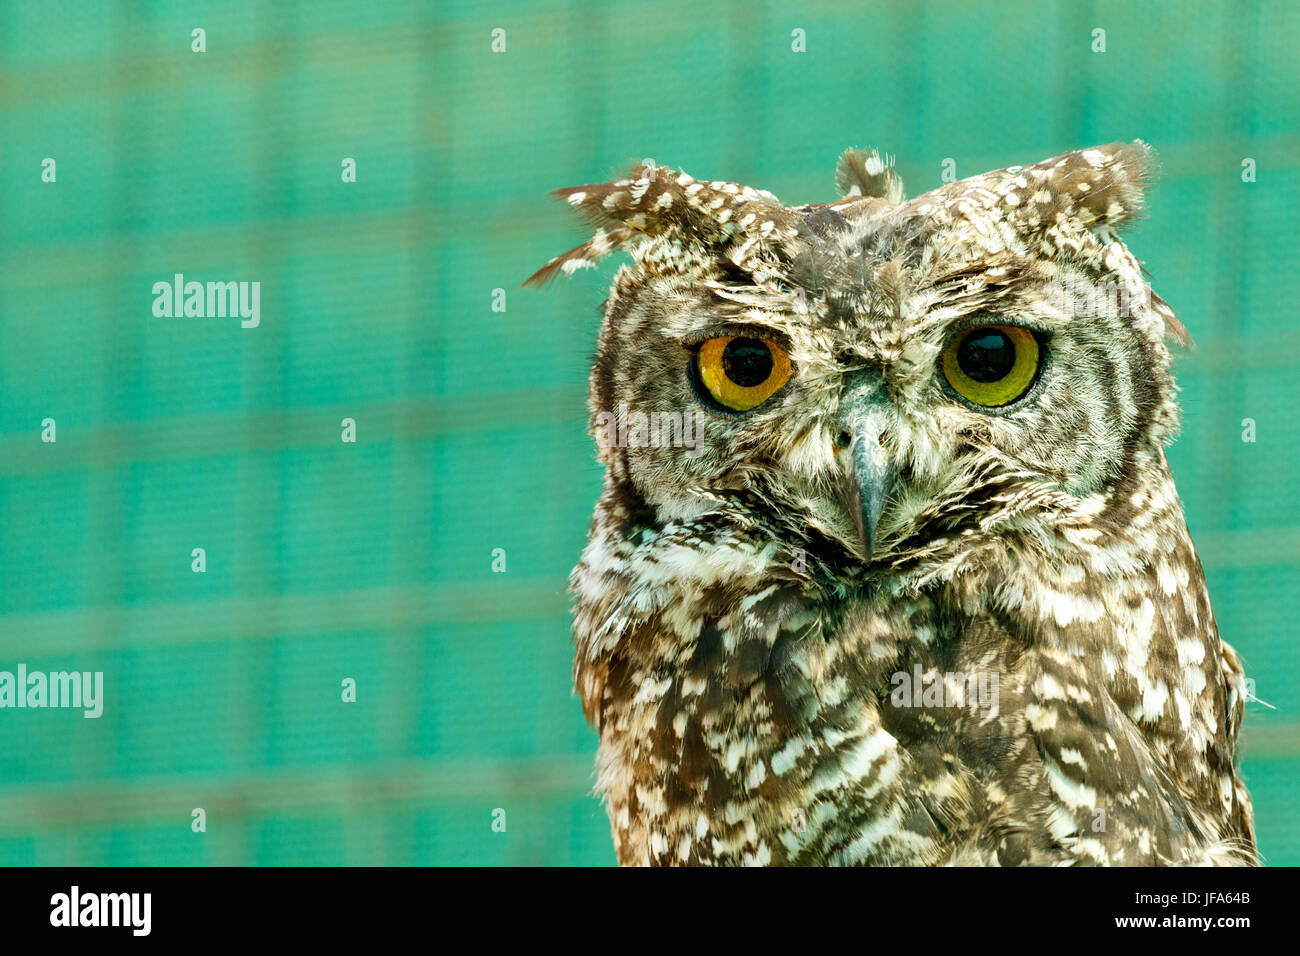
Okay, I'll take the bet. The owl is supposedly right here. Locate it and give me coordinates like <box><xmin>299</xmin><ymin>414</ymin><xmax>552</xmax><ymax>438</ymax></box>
<box><xmin>528</xmin><ymin>142</ymin><xmax>1257</xmax><ymax>866</ymax></box>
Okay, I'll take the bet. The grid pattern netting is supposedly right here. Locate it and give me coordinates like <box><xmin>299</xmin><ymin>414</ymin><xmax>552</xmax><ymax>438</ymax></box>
<box><xmin>0</xmin><ymin>0</ymin><xmax>1296</xmax><ymax>865</ymax></box>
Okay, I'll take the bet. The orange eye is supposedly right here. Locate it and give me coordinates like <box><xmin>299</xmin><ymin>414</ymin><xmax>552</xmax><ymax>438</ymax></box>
<box><xmin>694</xmin><ymin>336</ymin><xmax>792</xmax><ymax>412</ymax></box>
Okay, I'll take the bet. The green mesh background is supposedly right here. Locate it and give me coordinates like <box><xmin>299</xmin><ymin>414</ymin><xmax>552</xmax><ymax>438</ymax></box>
<box><xmin>0</xmin><ymin>0</ymin><xmax>1296</xmax><ymax>866</ymax></box>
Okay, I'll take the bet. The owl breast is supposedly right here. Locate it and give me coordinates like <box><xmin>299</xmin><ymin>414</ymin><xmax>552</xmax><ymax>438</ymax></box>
<box><xmin>586</xmin><ymin>578</ymin><xmax>1036</xmax><ymax>866</ymax></box>
<box><xmin>573</xmin><ymin>478</ymin><xmax>1254</xmax><ymax>867</ymax></box>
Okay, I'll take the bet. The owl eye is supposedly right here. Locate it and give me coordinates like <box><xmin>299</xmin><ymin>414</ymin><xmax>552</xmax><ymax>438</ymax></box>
<box><xmin>693</xmin><ymin>335</ymin><xmax>792</xmax><ymax>412</ymax></box>
<box><xmin>941</xmin><ymin>325</ymin><xmax>1041</xmax><ymax>408</ymax></box>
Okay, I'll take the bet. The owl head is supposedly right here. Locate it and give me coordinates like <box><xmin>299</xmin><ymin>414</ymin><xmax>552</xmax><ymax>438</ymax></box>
<box><xmin>529</xmin><ymin>143</ymin><xmax>1191</xmax><ymax>583</ymax></box>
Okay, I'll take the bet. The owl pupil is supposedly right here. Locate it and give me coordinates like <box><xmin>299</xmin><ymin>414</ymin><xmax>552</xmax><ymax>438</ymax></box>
<box><xmin>957</xmin><ymin>329</ymin><xmax>1015</xmax><ymax>382</ymax></box>
<box><xmin>722</xmin><ymin>338</ymin><xmax>773</xmax><ymax>387</ymax></box>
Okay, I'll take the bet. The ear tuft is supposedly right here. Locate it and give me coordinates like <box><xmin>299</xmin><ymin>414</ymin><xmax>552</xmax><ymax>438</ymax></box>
<box><xmin>835</xmin><ymin>148</ymin><xmax>904</xmax><ymax>203</ymax></box>
<box><xmin>525</xmin><ymin>162</ymin><xmax>792</xmax><ymax>286</ymax></box>
<box><xmin>1003</xmin><ymin>140</ymin><xmax>1156</xmax><ymax>235</ymax></box>
<box><xmin>523</xmin><ymin>226</ymin><xmax>639</xmax><ymax>286</ymax></box>
<box><xmin>1067</xmin><ymin>140</ymin><xmax>1154</xmax><ymax>229</ymax></box>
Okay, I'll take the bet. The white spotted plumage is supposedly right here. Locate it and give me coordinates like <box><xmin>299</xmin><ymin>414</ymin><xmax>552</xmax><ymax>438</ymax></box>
<box><xmin>531</xmin><ymin>141</ymin><xmax>1257</xmax><ymax>866</ymax></box>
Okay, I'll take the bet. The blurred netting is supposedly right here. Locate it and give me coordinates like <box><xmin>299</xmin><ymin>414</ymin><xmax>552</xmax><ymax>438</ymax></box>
<box><xmin>0</xmin><ymin>0</ymin><xmax>1296</xmax><ymax>866</ymax></box>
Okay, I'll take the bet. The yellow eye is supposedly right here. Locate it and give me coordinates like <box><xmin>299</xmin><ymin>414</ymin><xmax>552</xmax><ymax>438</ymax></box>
<box><xmin>941</xmin><ymin>325</ymin><xmax>1041</xmax><ymax>407</ymax></box>
<box><xmin>694</xmin><ymin>335</ymin><xmax>792</xmax><ymax>412</ymax></box>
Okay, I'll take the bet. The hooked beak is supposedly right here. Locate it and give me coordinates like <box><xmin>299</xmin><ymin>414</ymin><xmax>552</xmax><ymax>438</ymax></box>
<box><xmin>835</xmin><ymin>378</ymin><xmax>896</xmax><ymax>560</ymax></box>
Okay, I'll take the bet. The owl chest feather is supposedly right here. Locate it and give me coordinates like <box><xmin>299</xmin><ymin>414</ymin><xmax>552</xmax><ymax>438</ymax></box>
<box><xmin>574</xmin><ymin>511</ymin><xmax>1254</xmax><ymax>866</ymax></box>
<box><xmin>581</xmin><ymin>577</ymin><xmax>1017</xmax><ymax>866</ymax></box>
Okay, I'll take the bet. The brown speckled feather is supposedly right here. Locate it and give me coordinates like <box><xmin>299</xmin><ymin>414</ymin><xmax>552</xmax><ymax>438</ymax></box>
<box><xmin>538</xmin><ymin>142</ymin><xmax>1257</xmax><ymax>866</ymax></box>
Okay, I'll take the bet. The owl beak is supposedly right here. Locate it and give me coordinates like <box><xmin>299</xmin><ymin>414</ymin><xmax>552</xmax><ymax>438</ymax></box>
<box><xmin>836</xmin><ymin>384</ymin><xmax>895</xmax><ymax>560</ymax></box>
<box><xmin>848</xmin><ymin>418</ymin><xmax>892</xmax><ymax>559</ymax></box>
